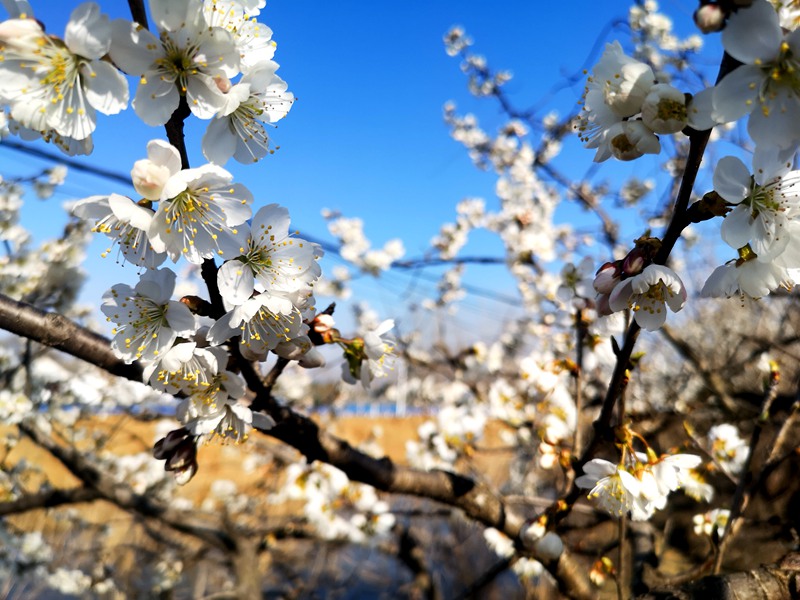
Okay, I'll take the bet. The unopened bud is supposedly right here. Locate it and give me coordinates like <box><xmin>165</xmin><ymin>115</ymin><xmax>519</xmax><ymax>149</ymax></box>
<box><xmin>165</xmin><ymin>438</ymin><xmax>197</xmax><ymax>472</ymax></box>
<box><xmin>173</xmin><ymin>460</ymin><xmax>198</xmax><ymax>486</ymax></box>
<box><xmin>593</xmin><ymin>262</ymin><xmax>620</xmax><ymax>294</ymax></box>
<box><xmin>153</xmin><ymin>428</ymin><xmax>189</xmax><ymax>459</ymax></box>
<box><xmin>622</xmin><ymin>248</ymin><xmax>647</xmax><ymax>276</ymax></box>
<box><xmin>213</xmin><ymin>75</ymin><xmax>232</xmax><ymax>94</ymax></box>
<box><xmin>694</xmin><ymin>4</ymin><xmax>726</xmax><ymax>33</ymax></box>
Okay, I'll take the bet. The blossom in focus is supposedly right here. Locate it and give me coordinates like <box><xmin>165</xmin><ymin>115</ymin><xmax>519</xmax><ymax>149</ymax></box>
<box><xmin>72</xmin><ymin>193</ymin><xmax>166</xmax><ymax>269</ymax></box>
<box><xmin>208</xmin><ymin>290</ymin><xmax>310</xmax><ymax>361</ymax></box>
<box><xmin>641</xmin><ymin>83</ymin><xmax>688</xmax><ymax>134</ymax></box>
<box><xmin>149</xmin><ymin>163</ymin><xmax>252</xmax><ymax>264</ymax></box>
<box><xmin>575</xmin><ymin>41</ymin><xmax>658</xmax><ymax>162</ymax></box>
<box><xmin>143</xmin><ymin>342</ymin><xmax>225</xmax><ymax>395</ymax></box>
<box><xmin>101</xmin><ymin>268</ymin><xmax>197</xmax><ymax>363</ymax></box>
<box><xmin>0</xmin><ymin>3</ymin><xmax>128</xmax><ymax>142</ymax></box>
<box><xmin>576</xmin><ymin>458</ymin><xmax>644</xmax><ymax>519</ymax></box>
<box><xmin>202</xmin><ymin>0</ymin><xmax>277</xmax><ymax>71</ymax></box>
<box><xmin>609</xmin><ymin>264</ymin><xmax>686</xmax><ymax>331</ymax></box>
<box><xmin>202</xmin><ymin>64</ymin><xmax>294</xmax><ymax>165</ymax></box>
<box><xmin>713</xmin><ymin>155</ymin><xmax>800</xmax><ymax>261</ymax></box>
<box><xmin>712</xmin><ymin>1</ymin><xmax>800</xmax><ymax>157</ymax></box>
<box><xmin>217</xmin><ymin>203</ymin><xmax>321</xmax><ymax>305</ymax></box>
<box><xmin>109</xmin><ymin>0</ymin><xmax>239</xmax><ymax>126</ymax></box>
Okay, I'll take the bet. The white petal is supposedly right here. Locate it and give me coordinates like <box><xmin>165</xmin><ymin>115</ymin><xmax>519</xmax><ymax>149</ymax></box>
<box><xmin>65</xmin><ymin>2</ymin><xmax>111</xmax><ymax>60</ymax></box>
<box><xmin>133</xmin><ymin>75</ymin><xmax>179</xmax><ymax>126</ymax></box>
<box><xmin>202</xmin><ymin>117</ymin><xmax>237</xmax><ymax>165</ymax></box>
<box><xmin>723</xmin><ymin>0</ymin><xmax>782</xmax><ymax>64</ymax></box>
<box><xmin>218</xmin><ymin>260</ymin><xmax>254</xmax><ymax>305</ymax></box>
<box><xmin>712</xmin><ymin>66</ymin><xmax>762</xmax><ymax>124</ymax></box>
<box><xmin>82</xmin><ymin>59</ymin><xmax>129</xmax><ymax>115</ymax></box>
<box><xmin>108</xmin><ymin>19</ymin><xmax>161</xmax><ymax>75</ymax></box>
<box><xmin>714</xmin><ymin>156</ymin><xmax>751</xmax><ymax>204</ymax></box>
<box><xmin>165</xmin><ymin>302</ymin><xmax>198</xmax><ymax>337</ymax></box>
<box><xmin>686</xmin><ymin>87</ymin><xmax>716</xmax><ymax>131</ymax></box>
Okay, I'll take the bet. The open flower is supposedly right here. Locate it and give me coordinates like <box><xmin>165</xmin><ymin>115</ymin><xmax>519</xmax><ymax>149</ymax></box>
<box><xmin>101</xmin><ymin>268</ymin><xmax>197</xmax><ymax>363</ymax></box>
<box><xmin>207</xmin><ymin>290</ymin><xmax>310</xmax><ymax>361</ymax></box>
<box><xmin>609</xmin><ymin>265</ymin><xmax>687</xmax><ymax>331</ymax></box>
<box><xmin>713</xmin><ymin>1</ymin><xmax>800</xmax><ymax>155</ymax></box>
<box><xmin>109</xmin><ymin>0</ymin><xmax>239</xmax><ymax>126</ymax></box>
<box><xmin>72</xmin><ymin>193</ymin><xmax>166</xmax><ymax>269</ymax></box>
<box><xmin>217</xmin><ymin>204</ymin><xmax>321</xmax><ymax>305</ymax></box>
<box><xmin>202</xmin><ymin>63</ymin><xmax>294</xmax><ymax>165</ymax></box>
<box><xmin>0</xmin><ymin>3</ymin><xmax>128</xmax><ymax>141</ymax></box>
<box><xmin>149</xmin><ymin>163</ymin><xmax>252</xmax><ymax>264</ymax></box>
<box><xmin>714</xmin><ymin>155</ymin><xmax>800</xmax><ymax>261</ymax></box>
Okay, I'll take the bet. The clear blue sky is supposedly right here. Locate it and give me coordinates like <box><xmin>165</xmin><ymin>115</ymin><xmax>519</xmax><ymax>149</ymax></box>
<box><xmin>1</xmin><ymin>0</ymin><xmax>716</xmax><ymax>339</ymax></box>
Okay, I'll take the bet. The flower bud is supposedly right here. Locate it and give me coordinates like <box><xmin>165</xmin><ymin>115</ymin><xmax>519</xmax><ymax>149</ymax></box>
<box><xmin>593</xmin><ymin>261</ymin><xmax>621</xmax><ymax>294</ymax></box>
<box><xmin>172</xmin><ymin>460</ymin><xmax>198</xmax><ymax>486</ymax></box>
<box><xmin>641</xmin><ymin>84</ymin><xmax>688</xmax><ymax>134</ymax></box>
<box><xmin>694</xmin><ymin>4</ymin><xmax>726</xmax><ymax>33</ymax></box>
<box><xmin>622</xmin><ymin>248</ymin><xmax>647</xmax><ymax>276</ymax></box>
<box><xmin>213</xmin><ymin>75</ymin><xmax>232</xmax><ymax>94</ymax></box>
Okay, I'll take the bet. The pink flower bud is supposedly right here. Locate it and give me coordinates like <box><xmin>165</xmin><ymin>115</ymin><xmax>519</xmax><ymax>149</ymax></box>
<box><xmin>312</xmin><ymin>314</ymin><xmax>335</xmax><ymax>334</ymax></box>
<box><xmin>593</xmin><ymin>262</ymin><xmax>620</xmax><ymax>294</ymax></box>
<box><xmin>622</xmin><ymin>248</ymin><xmax>646</xmax><ymax>276</ymax></box>
<box><xmin>694</xmin><ymin>4</ymin><xmax>725</xmax><ymax>33</ymax></box>
<box><xmin>214</xmin><ymin>75</ymin><xmax>232</xmax><ymax>94</ymax></box>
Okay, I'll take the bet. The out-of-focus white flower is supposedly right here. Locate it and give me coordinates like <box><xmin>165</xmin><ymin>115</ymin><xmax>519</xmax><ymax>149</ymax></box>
<box><xmin>708</xmin><ymin>424</ymin><xmax>749</xmax><ymax>476</ymax></box>
<box><xmin>342</xmin><ymin>319</ymin><xmax>396</xmax><ymax>389</ymax></box>
<box><xmin>693</xmin><ymin>508</ymin><xmax>730</xmax><ymax>537</ymax></box>
<box><xmin>179</xmin><ymin>397</ymin><xmax>274</xmax><ymax>443</ymax></box>
<box><xmin>0</xmin><ymin>390</ymin><xmax>32</xmax><ymax>424</ymax></box>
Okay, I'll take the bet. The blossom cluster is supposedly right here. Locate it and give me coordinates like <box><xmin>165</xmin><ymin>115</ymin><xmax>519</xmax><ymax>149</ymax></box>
<box><xmin>274</xmin><ymin>459</ymin><xmax>396</xmax><ymax>544</ymax></box>
<box><xmin>0</xmin><ymin>0</ymin><xmax>293</xmax><ymax>162</ymax></box>
<box><xmin>576</xmin><ymin>448</ymin><xmax>703</xmax><ymax>521</ymax></box>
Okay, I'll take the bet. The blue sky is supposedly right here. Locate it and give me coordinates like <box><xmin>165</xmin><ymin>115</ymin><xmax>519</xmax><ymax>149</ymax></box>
<box><xmin>1</xmin><ymin>0</ymin><xmax>717</xmax><ymax>338</ymax></box>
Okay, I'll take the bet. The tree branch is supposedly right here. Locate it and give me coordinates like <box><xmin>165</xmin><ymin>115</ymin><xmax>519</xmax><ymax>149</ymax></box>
<box><xmin>0</xmin><ymin>291</ymin><xmax>595</xmax><ymax>599</ymax></box>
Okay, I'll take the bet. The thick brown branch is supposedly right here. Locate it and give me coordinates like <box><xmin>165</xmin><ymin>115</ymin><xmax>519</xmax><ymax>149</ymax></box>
<box><xmin>639</xmin><ymin>553</ymin><xmax>800</xmax><ymax>600</ymax></box>
<box><xmin>0</xmin><ymin>292</ymin><xmax>143</xmax><ymax>382</ymax></box>
<box><xmin>17</xmin><ymin>422</ymin><xmax>236</xmax><ymax>553</ymax></box>
<box><xmin>0</xmin><ymin>292</ymin><xmax>595</xmax><ymax>599</ymax></box>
